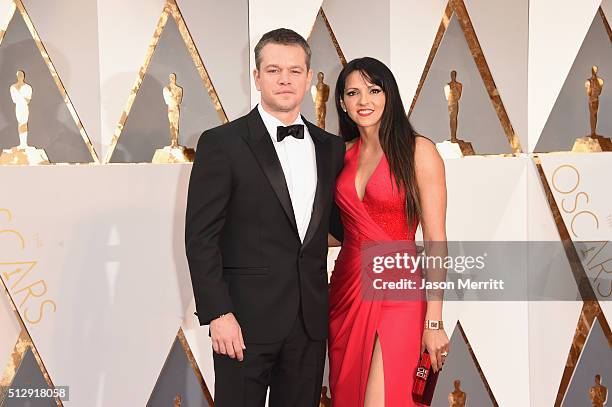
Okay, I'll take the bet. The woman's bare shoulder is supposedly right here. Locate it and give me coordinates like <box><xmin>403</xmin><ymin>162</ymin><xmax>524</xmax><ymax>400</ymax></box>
<box><xmin>415</xmin><ymin>134</ymin><xmax>435</xmax><ymax>147</ymax></box>
<box><xmin>415</xmin><ymin>135</ymin><xmax>438</xmax><ymax>155</ymax></box>
<box><xmin>414</xmin><ymin>135</ymin><xmax>445</xmax><ymax>176</ymax></box>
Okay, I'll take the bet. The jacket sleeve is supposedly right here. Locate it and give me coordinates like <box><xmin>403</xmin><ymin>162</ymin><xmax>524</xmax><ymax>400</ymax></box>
<box><xmin>185</xmin><ymin>131</ymin><xmax>233</xmax><ymax>325</ymax></box>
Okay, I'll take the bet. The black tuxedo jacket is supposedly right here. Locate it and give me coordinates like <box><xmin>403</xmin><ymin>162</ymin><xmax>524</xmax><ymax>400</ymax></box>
<box><xmin>185</xmin><ymin>107</ymin><xmax>345</xmax><ymax>343</ymax></box>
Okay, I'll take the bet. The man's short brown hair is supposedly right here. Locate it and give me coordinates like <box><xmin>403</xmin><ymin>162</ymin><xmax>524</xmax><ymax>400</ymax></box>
<box><xmin>254</xmin><ymin>28</ymin><xmax>311</xmax><ymax>69</ymax></box>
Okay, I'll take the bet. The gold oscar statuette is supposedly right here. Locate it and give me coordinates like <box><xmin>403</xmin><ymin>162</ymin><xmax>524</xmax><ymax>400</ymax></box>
<box><xmin>436</xmin><ymin>70</ymin><xmax>475</xmax><ymax>158</ymax></box>
<box><xmin>448</xmin><ymin>379</ymin><xmax>467</xmax><ymax>407</ymax></box>
<box><xmin>311</xmin><ymin>71</ymin><xmax>330</xmax><ymax>130</ymax></box>
<box><xmin>0</xmin><ymin>70</ymin><xmax>50</xmax><ymax>165</ymax></box>
<box><xmin>589</xmin><ymin>374</ymin><xmax>608</xmax><ymax>407</ymax></box>
<box><xmin>152</xmin><ymin>73</ymin><xmax>195</xmax><ymax>163</ymax></box>
<box><xmin>319</xmin><ymin>385</ymin><xmax>331</xmax><ymax>407</ymax></box>
<box><xmin>572</xmin><ymin>66</ymin><xmax>612</xmax><ymax>152</ymax></box>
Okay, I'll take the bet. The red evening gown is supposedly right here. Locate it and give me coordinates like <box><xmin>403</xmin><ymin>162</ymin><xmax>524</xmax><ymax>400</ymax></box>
<box><xmin>329</xmin><ymin>137</ymin><xmax>427</xmax><ymax>406</ymax></box>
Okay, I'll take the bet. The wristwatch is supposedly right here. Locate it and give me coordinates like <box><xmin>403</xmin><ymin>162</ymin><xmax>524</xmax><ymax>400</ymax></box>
<box><xmin>424</xmin><ymin>320</ymin><xmax>444</xmax><ymax>330</ymax></box>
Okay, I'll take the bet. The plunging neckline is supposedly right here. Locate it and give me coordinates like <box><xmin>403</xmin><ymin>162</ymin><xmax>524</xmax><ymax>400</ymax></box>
<box><xmin>353</xmin><ymin>137</ymin><xmax>384</xmax><ymax>203</ymax></box>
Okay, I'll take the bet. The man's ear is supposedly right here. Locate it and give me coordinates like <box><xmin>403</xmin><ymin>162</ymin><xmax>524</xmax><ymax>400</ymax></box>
<box><xmin>253</xmin><ymin>68</ymin><xmax>261</xmax><ymax>91</ymax></box>
<box><xmin>306</xmin><ymin>68</ymin><xmax>314</xmax><ymax>87</ymax></box>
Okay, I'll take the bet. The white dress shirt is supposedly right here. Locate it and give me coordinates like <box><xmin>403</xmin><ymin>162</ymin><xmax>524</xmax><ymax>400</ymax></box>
<box><xmin>257</xmin><ymin>104</ymin><xmax>317</xmax><ymax>242</ymax></box>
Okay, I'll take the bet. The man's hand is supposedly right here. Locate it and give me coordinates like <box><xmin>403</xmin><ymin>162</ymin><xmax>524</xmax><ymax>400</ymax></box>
<box><xmin>210</xmin><ymin>313</ymin><xmax>246</xmax><ymax>361</ymax></box>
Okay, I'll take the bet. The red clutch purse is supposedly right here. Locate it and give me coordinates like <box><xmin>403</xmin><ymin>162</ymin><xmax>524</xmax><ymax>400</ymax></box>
<box><xmin>411</xmin><ymin>350</ymin><xmax>440</xmax><ymax>405</ymax></box>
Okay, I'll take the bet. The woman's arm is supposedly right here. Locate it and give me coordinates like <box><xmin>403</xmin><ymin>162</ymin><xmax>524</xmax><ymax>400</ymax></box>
<box><xmin>414</xmin><ymin>136</ymin><xmax>449</xmax><ymax>372</ymax></box>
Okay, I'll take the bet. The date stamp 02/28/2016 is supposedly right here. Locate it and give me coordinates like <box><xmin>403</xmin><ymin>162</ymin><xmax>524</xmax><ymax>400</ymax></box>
<box><xmin>5</xmin><ymin>386</ymin><xmax>69</xmax><ymax>401</ymax></box>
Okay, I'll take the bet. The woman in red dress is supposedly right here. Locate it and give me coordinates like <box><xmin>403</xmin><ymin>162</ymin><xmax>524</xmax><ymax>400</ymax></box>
<box><xmin>328</xmin><ymin>57</ymin><xmax>450</xmax><ymax>406</ymax></box>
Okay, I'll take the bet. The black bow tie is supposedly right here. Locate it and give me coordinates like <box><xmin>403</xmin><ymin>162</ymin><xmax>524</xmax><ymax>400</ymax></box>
<box><xmin>276</xmin><ymin>124</ymin><xmax>304</xmax><ymax>142</ymax></box>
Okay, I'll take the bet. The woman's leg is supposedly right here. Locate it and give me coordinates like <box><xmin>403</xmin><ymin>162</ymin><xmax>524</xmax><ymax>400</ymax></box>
<box><xmin>364</xmin><ymin>332</ymin><xmax>385</xmax><ymax>407</ymax></box>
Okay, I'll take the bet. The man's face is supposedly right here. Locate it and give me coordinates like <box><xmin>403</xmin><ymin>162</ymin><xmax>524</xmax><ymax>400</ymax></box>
<box><xmin>254</xmin><ymin>43</ymin><xmax>312</xmax><ymax>114</ymax></box>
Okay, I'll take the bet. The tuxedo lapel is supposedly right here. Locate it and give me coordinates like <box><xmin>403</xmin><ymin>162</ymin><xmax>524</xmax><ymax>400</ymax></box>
<box><xmin>302</xmin><ymin>119</ymin><xmax>331</xmax><ymax>249</ymax></box>
<box><xmin>244</xmin><ymin>108</ymin><xmax>299</xmax><ymax>235</ymax></box>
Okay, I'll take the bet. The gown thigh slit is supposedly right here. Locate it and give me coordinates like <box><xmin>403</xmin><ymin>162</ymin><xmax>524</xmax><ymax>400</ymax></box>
<box><xmin>364</xmin><ymin>331</ymin><xmax>385</xmax><ymax>407</ymax></box>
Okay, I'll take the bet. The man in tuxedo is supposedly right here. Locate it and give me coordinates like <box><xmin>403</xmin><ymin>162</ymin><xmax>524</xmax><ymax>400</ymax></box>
<box><xmin>185</xmin><ymin>28</ymin><xmax>344</xmax><ymax>406</ymax></box>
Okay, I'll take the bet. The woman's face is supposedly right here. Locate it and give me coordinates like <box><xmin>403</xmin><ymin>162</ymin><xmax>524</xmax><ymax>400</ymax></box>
<box><xmin>342</xmin><ymin>70</ymin><xmax>385</xmax><ymax>131</ymax></box>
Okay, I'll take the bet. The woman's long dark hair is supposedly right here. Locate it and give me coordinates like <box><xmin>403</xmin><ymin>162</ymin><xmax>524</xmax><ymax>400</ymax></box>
<box><xmin>335</xmin><ymin>57</ymin><xmax>422</xmax><ymax>224</ymax></box>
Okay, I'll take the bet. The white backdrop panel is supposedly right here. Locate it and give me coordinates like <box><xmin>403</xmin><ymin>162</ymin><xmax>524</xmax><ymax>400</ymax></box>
<box><xmin>539</xmin><ymin>152</ymin><xmax>612</xmax><ymax>323</ymax></box>
<box><xmin>444</xmin><ymin>156</ymin><xmax>528</xmax><ymax>241</ymax></box>
<box><xmin>97</xmin><ymin>0</ymin><xmax>167</xmax><ymax>161</ymax></box>
<box><xmin>464</xmin><ymin>0</ymin><xmax>528</xmax><ymax>150</ymax></box>
<box><xmin>526</xmin><ymin>158</ymin><xmax>583</xmax><ymax>407</ymax></box>
<box><xmin>322</xmin><ymin>0</ymin><xmax>391</xmax><ymax>64</ymax></box>
<box><xmin>0</xmin><ymin>0</ymin><xmax>15</xmax><ymax>31</ymax></box>
<box><xmin>0</xmin><ymin>164</ymin><xmax>193</xmax><ymax>406</ymax></box>
<box><xmin>443</xmin><ymin>157</ymin><xmax>530</xmax><ymax>406</ymax></box>
<box><xmin>389</xmin><ymin>0</ymin><xmax>448</xmax><ymax>114</ymax></box>
<box><xmin>20</xmin><ymin>0</ymin><xmax>102</xmax><ymax>155</ymax></box>
<box><xmin>177</xmin><ymin>0</ymin><xmax>251</xmax><ymax>120</ymax></box>
<box><xmin>539</xmin><ymin>153</ymin><xmax>612</xmax><ymax>242</ymax></box>
<box><xmin>528</xmin><ymin>0</ymin><xmax>603</xmax><ymax>151</ymax></box>
<box><xmin>604</xmin><ymin>0</ymin><xmax>612</xmax><ymax>20</ymax></box>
